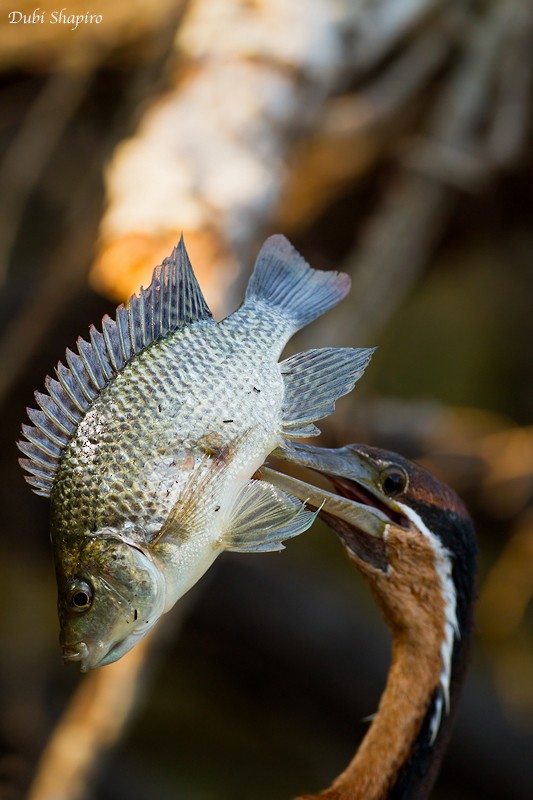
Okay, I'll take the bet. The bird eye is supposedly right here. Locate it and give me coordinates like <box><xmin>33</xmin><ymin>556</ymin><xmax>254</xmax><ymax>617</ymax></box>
<box><xmin>381</xmin><ymin>466</ymin><xmax>408</xmax><ymax>497</ymax></box>
<box><xmin>68</xmin><ymin>580</ymin><xmax>93</xmax><ymax>612</ymax></box>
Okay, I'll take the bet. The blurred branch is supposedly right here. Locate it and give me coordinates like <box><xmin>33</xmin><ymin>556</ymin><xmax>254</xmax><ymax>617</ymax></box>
<box><xmin>0</xmin><ymin>193</ymin><xmax>100</xmax><ymax>404</ymax></box>
<box><xmin>479</xmin><ymin>511</ymin><xmax>533</xmax><ymax>639</ymax></box>
<box><xmin>0</xmin><ymin>69</ymin><xmax>94</xmax><ymax>286</ymax></box>
<box><xmin>27</xmin><ymin>607</ymin><xmax>184</xmax><ymax>800</ymax></box>
<box><xmin>307</xmin><ymin>0</ymin><xmax>533</xmax><ymax>349</ymax></box>
<box><xmin>344</xmin><ymin>398</ymin><xmax>533</xmax><ymax>509</ymax></box>
<box><xmin>28</xmin><ymin>637</ymin><xmax>154</xmax><ymax>800</ymax></box>
<box><xmin>477</xmin><ymin>510</ymin><xmax>533</xmax><ymax>724</ymax></box>
<box><xmin>0</xmin><ymin>18</ymin><xmax>179</xmax><ymax>405</ymax></box>
<box><xmin>91</xmin><ymin>0</ymin><xmax>372</xmax><ymax>315</ymax></box>
<box><xmin>277</xmin><ymin>17</ymin><xmax>458</xmax><ymax>232</ymax></box>
<box><xmin>89</xmin><ymin>0</ymin><xmax>457</xmax><ymax>317</ymax></box>
<box><xmin>483</xmin><ymin>1</ymin><xmax>533</xmax><ymax>167</ymax></box>
<box><xmin>347</xmin><ymin>0</ymin><xmax>446</xmax><ymax>73</ymax></box>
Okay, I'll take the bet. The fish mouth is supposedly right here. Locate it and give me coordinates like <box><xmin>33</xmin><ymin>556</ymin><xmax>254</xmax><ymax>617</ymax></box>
<box><xmin>62</xmin><ymin>637</ymin><xmax>137</xmax><ymax>671</ymax></box>
<box><xmin>62</xmin><ymin>639</ymin><xmax>123</xmax><ymax>671</ymax></box>
<box><xmin>62</xmin><ymin>641</ymin><xmax>90</xmax><ymax>670</ymax></box>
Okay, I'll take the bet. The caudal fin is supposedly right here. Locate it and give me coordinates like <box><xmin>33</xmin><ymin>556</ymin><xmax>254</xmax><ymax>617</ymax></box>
<box><xmin>244</xmin><ymin>235</ymin><xmax>350</xmax><ymax>331</ymax></box>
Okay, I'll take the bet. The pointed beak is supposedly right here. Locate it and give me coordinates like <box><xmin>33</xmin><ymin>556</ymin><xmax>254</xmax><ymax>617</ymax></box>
<box><xmin>262</xmin><ymin>443</ymin><xmax>409</xmax><ymax>570</ymax></box>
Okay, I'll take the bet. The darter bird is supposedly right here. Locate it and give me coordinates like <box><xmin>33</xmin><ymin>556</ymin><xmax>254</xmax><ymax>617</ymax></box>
<box><xmin>263</xmin><ymin>441</ymin><xmax>477</xmax><ymax>800</ymax></box>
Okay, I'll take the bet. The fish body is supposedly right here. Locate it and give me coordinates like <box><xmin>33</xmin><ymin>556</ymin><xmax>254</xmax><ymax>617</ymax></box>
<box><xmin>19</xmin><ymin>235</ymin><xmax>373</xmax><ymax>670</ymax></box>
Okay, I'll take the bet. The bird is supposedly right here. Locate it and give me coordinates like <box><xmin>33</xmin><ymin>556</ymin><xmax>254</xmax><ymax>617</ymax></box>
<box><xmin>262</xmin><ymin>441</ymin><xmax>477</xmax><ymax>800</ymax></box>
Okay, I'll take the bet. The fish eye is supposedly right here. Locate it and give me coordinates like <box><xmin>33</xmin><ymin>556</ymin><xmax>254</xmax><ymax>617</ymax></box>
<box><xmin>68</xmin><ymin>580</ymin><xmax>93</xmax><ymax>613</ymax></box>
<box><xmin>381</xmin><ymin>466</ymin><xmax>408</xmax><ymax>497</ymax></box>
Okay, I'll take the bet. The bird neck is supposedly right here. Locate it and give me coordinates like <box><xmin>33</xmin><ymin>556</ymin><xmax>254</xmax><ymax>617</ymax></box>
<box><xmin>326</xmin><ymin>627</ymin><xmax>444</xmax><ymax>800</ymax></box>
<box><xmin>319</xmin><ymin>577</ymin><xmax>473</xmax><ymax>800</ymax></box>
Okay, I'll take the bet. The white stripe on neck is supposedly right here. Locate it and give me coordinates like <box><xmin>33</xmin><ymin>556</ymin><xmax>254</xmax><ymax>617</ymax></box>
<box><xmin>396</xmin><ymin>502</ymin><xmax>459</xmax><ymax>743</ymax></box>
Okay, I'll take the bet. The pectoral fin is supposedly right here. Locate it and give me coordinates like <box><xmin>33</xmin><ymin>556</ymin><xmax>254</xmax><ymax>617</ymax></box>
<box><xmin>221</xmin><ymin>479</ymin><xmax>319</xmax><ymax>553</ymax></box>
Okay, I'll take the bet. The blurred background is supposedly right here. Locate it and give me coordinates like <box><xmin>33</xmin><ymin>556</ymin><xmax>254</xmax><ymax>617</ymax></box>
<box><xmin>1</xmin><ymin>1</ymin><xmax>533</xmax><ymax>798</ymax></box>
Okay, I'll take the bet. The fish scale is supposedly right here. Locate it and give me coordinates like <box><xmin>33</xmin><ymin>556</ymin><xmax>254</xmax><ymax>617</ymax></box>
<box><xmin>19</xmin><ymin>234</ymin><xmax>375</xmax><ymax>670</ymax></box>
<box><xmin>54</xmin><ymin>328</ymin><xmax>282</xmax><ymax>540</ymax></box>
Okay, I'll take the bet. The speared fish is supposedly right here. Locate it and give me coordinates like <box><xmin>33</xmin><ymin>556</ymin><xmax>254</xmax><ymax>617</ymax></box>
<box><xmin>18</xmin><ymin>235</ymin><xmax>373</xmax><ymax>670</ymax></box>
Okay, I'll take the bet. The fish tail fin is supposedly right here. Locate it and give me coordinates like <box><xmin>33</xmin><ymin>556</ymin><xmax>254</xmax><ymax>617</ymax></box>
<box><xmin>244</xmin><ymin>235</ymin><xmax>351</xmax><ymax>331</ymax></box>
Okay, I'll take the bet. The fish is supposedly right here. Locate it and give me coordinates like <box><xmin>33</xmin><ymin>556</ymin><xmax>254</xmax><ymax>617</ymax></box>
<box><xmin>18</xmin><ymin>234</ymin><xmax>374</xmax><ymax>671</ymax></box>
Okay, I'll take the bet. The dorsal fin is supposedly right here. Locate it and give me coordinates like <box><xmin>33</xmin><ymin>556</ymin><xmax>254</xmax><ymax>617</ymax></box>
<box><xmin>18</xmin><ymin>238</ymin><xmax>213</xmax><ymax>497</ymax></box>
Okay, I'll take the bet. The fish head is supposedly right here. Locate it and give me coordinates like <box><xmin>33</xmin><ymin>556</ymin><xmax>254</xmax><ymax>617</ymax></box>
<box><xmin>58</xmin><ymin>531</ymin><xmax>167</xmax><ymax>671</ymax></box>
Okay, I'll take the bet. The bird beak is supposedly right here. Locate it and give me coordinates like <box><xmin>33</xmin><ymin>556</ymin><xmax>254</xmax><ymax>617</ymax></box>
<box><xmin>262</xmin><ymin>443</ymin><xmax>408</xmax><ymax>569</ymax></box>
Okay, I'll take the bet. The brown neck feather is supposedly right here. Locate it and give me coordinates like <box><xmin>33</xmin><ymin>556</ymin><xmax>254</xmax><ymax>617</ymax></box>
<box><xmin>326</xmin><ymin>632</ymin><xmax>442</xmax><ymax>800</ymax></box>
<box><xmin>296</xmin><ymin>527</ymin><xmax>448</xmax><ymax>800</ymax></box>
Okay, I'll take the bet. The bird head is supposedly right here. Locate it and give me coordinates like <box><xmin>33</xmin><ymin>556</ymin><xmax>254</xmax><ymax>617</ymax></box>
<box><xmin>264</xmin><ymin>441</ymin><xmax>477</xmax><ymax>781</ymax></box>
<box><xmin>264</xmin><ymin>441</ymin><xmax>476</xmax><ymax>646</ymax></box>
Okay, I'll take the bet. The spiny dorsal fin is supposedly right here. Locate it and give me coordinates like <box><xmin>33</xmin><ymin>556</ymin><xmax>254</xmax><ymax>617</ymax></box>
<box><xmin>18</xmin><ymin>237</ymin><xmax>213</xmax><ymax>497</ymax></box>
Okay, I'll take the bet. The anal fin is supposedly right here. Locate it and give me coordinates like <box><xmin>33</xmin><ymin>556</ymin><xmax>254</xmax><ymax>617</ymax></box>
<box><xmin>221</xmin><ymin>479</ymin><xmax>318</xmax><ymax>553</ymax></box>
<box><xmin>280</xmin><ymin>347</ymin><xmax>375</xmax><ymax>438</ymax></box>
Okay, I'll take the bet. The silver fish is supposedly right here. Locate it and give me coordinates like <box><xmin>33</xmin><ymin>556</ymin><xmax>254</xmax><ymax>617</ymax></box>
<box><xmin>18</xmin><ymin>235</ymin><xmax>373</xmax><ymax>670</ymax></box>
